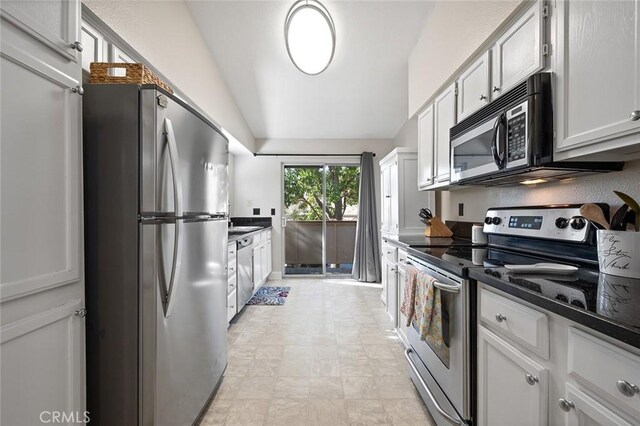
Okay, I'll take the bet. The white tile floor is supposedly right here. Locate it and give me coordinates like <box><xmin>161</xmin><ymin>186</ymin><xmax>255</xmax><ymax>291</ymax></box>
<box><xmin>199</xmin><ymin>278</ymin><xmax>435</xmax><ymax>425</ymax></box>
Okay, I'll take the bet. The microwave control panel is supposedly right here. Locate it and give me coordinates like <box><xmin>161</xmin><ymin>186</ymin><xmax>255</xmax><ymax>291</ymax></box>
<box><xmin>507</xmin><ymin>112</ymin><xmax>526</xmax><ymax>162</ymax></box>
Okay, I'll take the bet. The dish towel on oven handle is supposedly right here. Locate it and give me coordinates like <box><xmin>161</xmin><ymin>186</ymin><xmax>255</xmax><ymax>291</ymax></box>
<box><xmin>412</xmin><ymin>271</ymin><xmax>444</xmax><ymax>348</ymax></box>
<box><xmin>399</xmin><ymin>265</ymin><xmax>419</xmax><ymax>326</ymax></box>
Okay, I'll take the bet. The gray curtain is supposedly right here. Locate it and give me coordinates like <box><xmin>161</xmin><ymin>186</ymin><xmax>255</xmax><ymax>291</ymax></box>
<box><xmin>352</xmin><ymin>152</ymin><xmax>381</xmax><ymax>283</ymax></box>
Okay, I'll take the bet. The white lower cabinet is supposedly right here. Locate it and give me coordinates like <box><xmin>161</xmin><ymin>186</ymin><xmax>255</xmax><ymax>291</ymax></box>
<box><xmin>478</xmin><ymin>284</ymin><xmax>640</xmax><ymax>426</ymax></box>
<box><xmin>478</xmin><ymin>325</ymin><xmax>548</xmax><ymax>426</ymax></box>
<box><xmin>227</xmin><ymin>291</ymin><xmax>237</xmax><ymax>323</ymax></box>
<box><xmin>562</xmin><ymin>383</ymin><xmax>633</xmax><ymax>426</ymax></box>
<box><xmin>251</xmin><ymin>230</ymin><xmax>272</xmax><ymax>291</ymax></box>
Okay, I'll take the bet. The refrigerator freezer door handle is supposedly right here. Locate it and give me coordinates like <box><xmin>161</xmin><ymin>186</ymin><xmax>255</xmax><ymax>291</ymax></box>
<box><xmin>163</xmin><ymin>220</ymin><xmax>183</xmax><ymax>317</ymax></box>
<box><xmin>164</xmin><ymin>118</ymin><xmax>184</xmax><ymax>217</ymax></box>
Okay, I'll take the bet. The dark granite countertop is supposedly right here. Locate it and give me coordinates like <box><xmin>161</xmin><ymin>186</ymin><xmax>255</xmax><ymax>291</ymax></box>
<box><xmin>228</xmin><ymin>225</ymin><xmax>272</xmax><ymax>243</ymax></box>
<box><xmin>470</xmin><ymin>267</ymin><xmax>640</xmax><ymax>350</ymax></box>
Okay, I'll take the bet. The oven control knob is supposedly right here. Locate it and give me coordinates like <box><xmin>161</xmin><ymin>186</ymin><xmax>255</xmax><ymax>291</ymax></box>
<box><xmin>484</xmin><ymin>216</ymin><xmax>493</xmax><ymax>225</ymax></box>
<box><xmin>570</xmin><ymin>217</ymin><xmax>586</xmax><ymax>230</ymax></box>
<box><xmin>492</xmin><ymin>217</ymin><xmax>502</xmax><ymax>225</ymax></box>
<box><xmin>555</xmin><ymin>217</ymin><xmax>569</xmax><ymax>229</ymax></box>
<box><xmin>555</xmin><ymin>294</ymin><xmax>569</xmax><ymax>303</ymax></box>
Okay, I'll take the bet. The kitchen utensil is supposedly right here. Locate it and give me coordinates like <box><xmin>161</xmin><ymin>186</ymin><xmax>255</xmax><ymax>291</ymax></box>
<box><xmin>423</xmin><ymin>216</ymin><xmax>453</xmax><ymax>237</ymax></box>
<box><xmin>579</xmin><ymin>203</ymin><xmax>610</xmax><ymax>230</ymax></box>
<box><xmin>419</xmin><ymin>208</ymin><xmax>433</xmax><ymax>220</ymax></box>
<box><xmin>504</xmin><ymin>263</ymin><xmax>578</xmax><ymax>274</ymax></box>
<box><xmin>610</xmin><ymin>204</ymin><xmax>629</xmax><ymax>231</ymax></box>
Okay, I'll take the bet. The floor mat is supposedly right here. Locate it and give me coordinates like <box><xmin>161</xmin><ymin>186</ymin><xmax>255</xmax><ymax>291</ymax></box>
<box><xmin>246</xmin><ymin>286</ymin><xmax>291</xmax><ymax>305</ymax></box>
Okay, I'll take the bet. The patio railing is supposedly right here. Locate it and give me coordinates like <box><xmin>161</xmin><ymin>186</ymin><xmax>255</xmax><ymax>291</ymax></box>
<box><xmin>284</xmin><ymin>220</ymin><xmax>357</xmax><ymax>265</ymax></box>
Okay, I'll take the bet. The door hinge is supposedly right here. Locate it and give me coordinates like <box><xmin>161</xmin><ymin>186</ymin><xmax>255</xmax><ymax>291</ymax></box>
<box><xmin>542</xmin><ymin>5</ymin><xmax>549</xmax><ymax>19</ymax></box>
<box><xmin>454</xmin><ymin>83</ymin><xmax>459</xmax><ymax>96</ymax></box>
<box><xmin>74</xmin><ymin>308</ymin><xmax>87</xmax><ymax>318</ymax></box>
<box><xmin>542</xmin><ymin>43</ymin><xmax>550</xmax><ymax>57</ymax></box>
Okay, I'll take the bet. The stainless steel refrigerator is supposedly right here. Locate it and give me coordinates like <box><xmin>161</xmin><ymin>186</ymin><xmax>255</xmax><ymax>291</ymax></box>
<box><xmin>83</xmin><ymin>84</ymin><xmax>228</xmax><ymax>425</ymax></box>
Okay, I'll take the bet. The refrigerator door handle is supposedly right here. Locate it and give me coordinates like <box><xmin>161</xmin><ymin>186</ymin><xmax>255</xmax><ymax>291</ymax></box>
<box><xmin>163</xmin><ymin>118</ymin><xmax>183</xmax><ymax>217</ymax></box>
<box><xmin>161</xmin><ymin>220</ymin><xmax>183</xmax><ymax>318</ymax></box>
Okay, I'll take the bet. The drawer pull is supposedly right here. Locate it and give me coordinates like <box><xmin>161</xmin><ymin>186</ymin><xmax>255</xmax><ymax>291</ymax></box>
<box><xmin>495</xmin><ymin>313</ymin><xmax>507</xmax><ymax>322</ymax></box>
<box><xmin>525</xmin><ymin>373</ymin><xmax>539</xmax><ymax>385</ymax></box>
<box><xmin>616</xmin><ymin>380</ymin><xmax>640</xmax><ymax>397</ymax></box>
<box><xmin>558</xmin><ymin>398</ymin><xmax>575</xmax><ymax>412</ymax></box>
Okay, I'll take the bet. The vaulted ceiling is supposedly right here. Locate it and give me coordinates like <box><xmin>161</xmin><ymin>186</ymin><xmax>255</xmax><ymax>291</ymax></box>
<box><xmin>186</xmin><ymin>1</ymin><xmax>433</xmax><ymax>139</ymax></box>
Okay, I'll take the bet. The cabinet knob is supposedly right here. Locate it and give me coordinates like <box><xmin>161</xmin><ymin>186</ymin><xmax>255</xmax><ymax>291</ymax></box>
<box><xmin>495</xmin><ymin>313</ymin><xmax>507</xmax><ymax>322</ymax></box>
<box><xmin>616</xmin><ymin>380</ymin><xmax>640</xmax><ymax>397</ymax></box>
<box><xmin>74</xmin><ymin>308</ymin><xmax>87</xmax><ymax>318</ymax></box>
<box><xmin>558</xmin><ymin>398</ymin><xmax>575</xmax><ymax>412</ymax></box>
<box><xmin>492</xmin><ymin>86</ymin><xmax>501</xmax><ymax>93</ymax></box>
<box><xmin>71</xmin><ymin>86</ymin><xmax>84</xmax><ymax>95</ymax></box>
<box><xmin>525</xmin><ymin>373</ymin><xmax>539</xmax><ymax>385</ymax></box>
<box><xmin>479</xmin><ymin>94</ymin><xmax>487</xmax><ymax>101</ymax></box>
<box><xmin>631</xmin><ymin>110</ymin><xmax>640</xmax><ymax>121</ymax></box>
<box><xmin>70</xmin><ymin>41</ymin><xmax>84</xmax><ymax>52</ymax></box>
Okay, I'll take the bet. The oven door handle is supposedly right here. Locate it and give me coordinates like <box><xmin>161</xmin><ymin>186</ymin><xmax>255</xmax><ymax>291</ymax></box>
<box><xmin>433</xmin><ymin>281</ymin><xmax>461</xmax><ymax>293</ymax></box>
<box><xmin>404</xmin><ymin>348</ymin><xmax>464</xmax><ymax>425</ymax></box>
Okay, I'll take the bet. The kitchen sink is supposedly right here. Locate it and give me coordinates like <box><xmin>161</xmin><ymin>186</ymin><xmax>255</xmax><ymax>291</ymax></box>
<box><xmin>228</xmin><ymin>226</ymin><xmax>262</xmax><ymax>234</ymax></box>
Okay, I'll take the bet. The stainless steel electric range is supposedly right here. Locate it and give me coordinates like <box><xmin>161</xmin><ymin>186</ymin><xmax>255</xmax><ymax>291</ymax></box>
<box><xmin>398</xmin><ymin>204</ymin><xmax>640</xmax><ymax>426</ymax></box>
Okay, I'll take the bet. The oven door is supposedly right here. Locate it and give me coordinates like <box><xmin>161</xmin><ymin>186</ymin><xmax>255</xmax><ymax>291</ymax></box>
<box><xmin>405</xmin><ymin>256</ymin><xmax>470</xmax><ymax>423</ymax></box>
<box><xmin>450</xmin><ymin>115</ymin><xmax>504</xmax><ymax>183</ymax></box>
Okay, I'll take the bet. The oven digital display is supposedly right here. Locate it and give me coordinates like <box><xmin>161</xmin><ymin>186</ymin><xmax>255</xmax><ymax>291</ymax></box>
<box><xmin>509</xmin><ymin>215</ymin><xmax>543</xmax><ymax>229</ymax></box>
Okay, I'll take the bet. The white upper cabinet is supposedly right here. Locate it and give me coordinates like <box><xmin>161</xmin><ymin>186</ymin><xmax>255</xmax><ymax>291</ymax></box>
<box><xmin>81</xmin><ymin>20</ymin><xmax>105</xmax><ymax>74</ymax></box>
<box><xmin>457</xmin><ymin>51</ymin><xmax>490</xmax><ymax>121</ymax></box>
<box><xmin>110</xmin><ymin>44</ymin><xmax>135</xmax><ymax>63</ymax></box>
<box><xmin>417</xmin><ymin>104</ymin><xmax>434</xmax><ymax>189</ymax></box>
<box><xmin>434</xmin><ymin>83</ymin><xmax>456</xmax><ymax>183</ymax></box>
<box><xmin>0</xmin><ymin>0</ymin><xmax>81</xmax><ymax>63</ymax></box>
<box><xmin>380</xmin><ymin>149</ymin><xmax>434</xmax><ymax>238</ymax></box>
<box><xmin>491</xmin><ymin>1</ymin><xmax>544</xmax><ymax>98</ymax></box>
<box><xmin>555</xmin><ymin>0</ymin><xmax>640</xmax><ymax>158</ymax></box>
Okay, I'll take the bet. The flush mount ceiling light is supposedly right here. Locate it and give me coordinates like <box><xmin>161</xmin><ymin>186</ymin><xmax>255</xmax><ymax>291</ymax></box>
<box><xmin>285</xmin><ymin>0</ymin><xmax>336</xmax><ymax>75</ymax></box>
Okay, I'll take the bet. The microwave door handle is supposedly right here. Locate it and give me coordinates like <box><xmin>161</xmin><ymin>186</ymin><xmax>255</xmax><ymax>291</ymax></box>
<box><xmin>491</xmin><ymin>113</ymin><xmax>506</xmax><ymax>169</ymax></box>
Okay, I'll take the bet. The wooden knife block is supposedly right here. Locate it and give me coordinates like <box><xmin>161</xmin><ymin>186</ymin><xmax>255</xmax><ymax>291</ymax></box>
<box><xmin>424</xmin><ymin>216</ymin><xmax>454</xmax><ymax>238</ymax></box>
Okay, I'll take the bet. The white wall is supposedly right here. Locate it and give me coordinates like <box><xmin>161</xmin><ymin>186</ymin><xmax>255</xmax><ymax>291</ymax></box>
<box><xmin>439</xmin><ymin>160</ymin><xmax>640</xmax><ymax>222</ymax></box>
<box><xmin>408</xmin><ymin>0</ymin><xmax>523</xmax><ymax>117</ymax></box>
<box><xmin>83</xmin><ymin>0</ymin><xmax>255</xmax><ymax>151</ymax></box>
<box><xmin>392</xmin><ymin>117</ymin><xmax>419</xmax><ymax>149</ymax></box>
<box><xmin>232</xmin><ymin>139</ymin><xmax>394</xmax><ymax>278</ymax></box>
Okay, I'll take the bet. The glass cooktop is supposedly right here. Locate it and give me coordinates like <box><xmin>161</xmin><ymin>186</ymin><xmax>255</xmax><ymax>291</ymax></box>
<box><xmin>411</xmin><ymin>245</ymin><xmax>640</xmax><ymax>329</ymax></box>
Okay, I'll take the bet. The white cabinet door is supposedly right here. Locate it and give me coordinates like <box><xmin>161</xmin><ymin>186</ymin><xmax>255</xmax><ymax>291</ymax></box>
<box><xmin>491</xmin><ymin>0</ymin><xmax>543</xmax><ymax>98</ymax></box>
<box><xmin>434</xmin><ymin>83</ymin><xmax>456</xmax><ymax>183</ymax></box>
<box><xmin>266</xmin><ymin>239</ymin><xmax>272</xmax><ymax>278</ymax></box>
<box><xmin>457</xmin><ymin>51</ymin><xmax>490</xmax><ymax>121</ymax></box>
<box><xmin>478</xmin><ymin>326</ymin><xmax>548</xmax><ymax>426</ymax></box>
<box><xmin>417</xmin><ymin>104</ymin><xmax>435</xmax><ymax>189</ymax></box>
<box><xmin>81</xmin><ymin>20</ymin><xmax>106</xmax><ymax>74</ymax></box>
<box><xmin>1</xmin><ymin>299</ymin><xmax>84</xmax><ymax>425</ymax></box>
<box><xmin>1</xmin><ymin>0</ymin><xmax>81</xmax><ymax>62</ymax></box>
<box><xmin>562</xmin><ymin>383</ymin><xmax>633</xmax><ymax>426</ymax></box>
<box><xmin>555</xmin><ymin>0</ymin><xmax>640</xmax><ymax>154</ymax></box>
<box><xmin>261</xmin><ymin>239</ymin><xmax>269</xmax><ymax>282</ymax></box>
<box><xmin>380</xmin><ymin>166</ymin><xmax>391</xmax><ymax>234</ymax></box>
<box><xmin>110</xmin><ymin>44</ymin><xmax>135</xmax><ymax>63</ymax></box>
<box><xmin>1</xmin><ymin>33</ymin><xmax>81</xmax><ymax>302</ymax></box>
<box><xmin>389</xmin><ymin>160</ymin><xmax>399</xmax><ymax>233</ymax></box>
<box><xmin>381</xmin><ymin>258</ymin><xmax>396</xmax><ymax>306</ymax></box>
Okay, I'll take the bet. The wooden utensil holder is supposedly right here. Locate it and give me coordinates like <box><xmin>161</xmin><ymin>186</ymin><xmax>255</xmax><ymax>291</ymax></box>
<box><xmin>424</xmin><ymin>216</ymin><xmax>453</xmax><ymax>238</ymax></box>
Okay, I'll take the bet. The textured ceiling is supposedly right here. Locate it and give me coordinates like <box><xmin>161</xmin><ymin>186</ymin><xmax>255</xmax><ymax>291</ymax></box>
<box><xmin>186</xmin><ymin>1</ymin><xmax>433</xmax><ymax>139</ymax></box>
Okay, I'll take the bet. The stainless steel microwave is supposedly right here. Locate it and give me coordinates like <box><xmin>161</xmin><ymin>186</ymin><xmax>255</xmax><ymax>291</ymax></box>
<box><xmin>449</xmin><ymin>73</ymin><xmax>623</xmax><ymax>186</ymax></box>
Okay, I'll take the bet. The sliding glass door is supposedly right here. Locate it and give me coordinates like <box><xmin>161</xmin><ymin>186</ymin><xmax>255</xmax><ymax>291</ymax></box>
<box><xmin>282</xmin><ymin>164</ymin><xmax>360</xmax><ymax>277</ymax></box>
